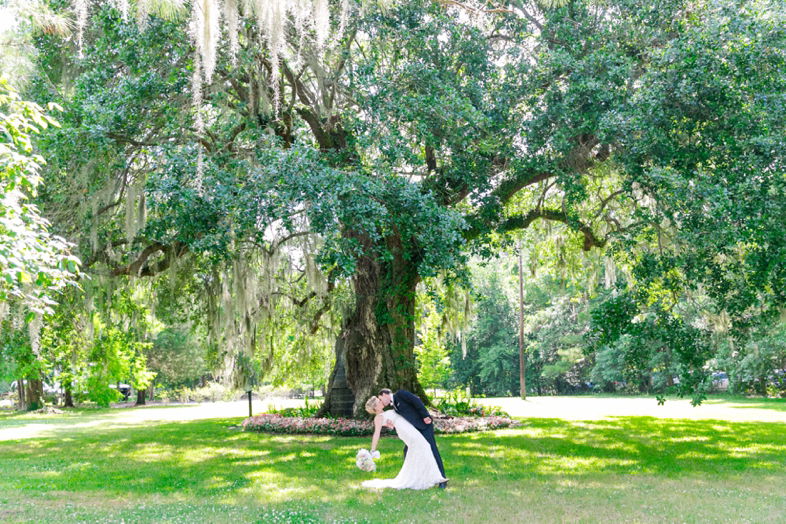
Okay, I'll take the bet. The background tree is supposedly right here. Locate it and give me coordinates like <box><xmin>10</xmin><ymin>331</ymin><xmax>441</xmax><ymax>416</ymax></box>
<box><xmin>414</xmin><ymin>299</ymin><xmax>453</xmax><ymax>397</ymax></box>
<box><xmin>449</xmin><ymin>265</ymin><xmax>520</xmax><ymax>397</ymax></box>
<box><xmin>0</xmin><ymin>79</ymin><xmax>80</xmax><ymax>410</ymax></box>
<box><xmin>38</xmin><ymin>289</ymin><xmax>92</xmax><ymax>407</ymax></box>
<box><xmin>592</xmin><ymin>0</ymin><xmax>786</xmax><ymax>397</ymax></box>
<box><xmin>148</xmin><ymin>327</ymin><xmax>208</xmax><ymax>390</ymax></box>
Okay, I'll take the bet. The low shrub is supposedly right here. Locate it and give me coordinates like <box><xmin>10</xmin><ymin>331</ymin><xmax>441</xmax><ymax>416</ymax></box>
<box><xmin>169</xmin><ymin>383</ymin><xmax>242</xmax><ymax>404</ymax></box>
<box><xmin>254</xmin><ymin>385</ymin><xmax>322</xmax><ymax>399</ymax></box>
<box><xmin>435</xmin><ymin>390</ymin><xmax>510</xmax><ymax>418</ymax></box>
<box><xmin>177</xmin><ymin>387</ymin><xmax>192</xmax><ymax>404</ymax></box>
<box><xmin>267</xmin><ymin>397</ymin><xmax>323</xmax><ymax>418</ymax></box>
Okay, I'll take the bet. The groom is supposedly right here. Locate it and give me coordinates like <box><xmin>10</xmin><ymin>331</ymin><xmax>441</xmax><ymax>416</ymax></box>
<box><xmin>378</xmin><ymin>388</ymin><xmax>447</xmax><ymax>489</ymax></box>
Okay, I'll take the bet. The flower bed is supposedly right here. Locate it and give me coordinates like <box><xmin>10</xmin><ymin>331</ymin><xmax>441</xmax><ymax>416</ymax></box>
<box><xmin>435</xmin><ymin>415</ymin><xmax>514</xmax><ymax>434</ymax></box>
<box><xmin>241</xmin><ymin>413</ymin><xmax>517</xmax><ymax>436</ymax></box>
<box><xmin>242</xmin><ymin>415</ymin><xmax>372</xmax><ymax>437</ymax></box>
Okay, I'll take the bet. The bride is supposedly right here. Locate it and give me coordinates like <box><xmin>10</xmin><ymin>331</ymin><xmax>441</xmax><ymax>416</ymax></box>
<box><xmin>361</xmin><ymin>396</ymin><xmax>448</xmax><ymax>490</ymax></box>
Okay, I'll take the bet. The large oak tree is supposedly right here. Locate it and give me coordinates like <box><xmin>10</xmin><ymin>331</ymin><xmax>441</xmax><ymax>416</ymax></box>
<box><xmin>29</xmin><ymin>0</ymin><xmax>786</xmax><ymax>415</ymax></box>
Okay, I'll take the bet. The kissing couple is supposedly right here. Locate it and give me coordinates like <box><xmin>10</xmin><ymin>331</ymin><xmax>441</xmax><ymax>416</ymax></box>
<box><xmin>362</xmin><ymin>388</ymin><xmax>448</xmax><ymax>490</ymax></box>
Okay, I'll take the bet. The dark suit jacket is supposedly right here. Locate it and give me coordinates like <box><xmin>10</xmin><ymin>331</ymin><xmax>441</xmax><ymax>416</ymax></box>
<box><xmin>392</xmin><ymin>389</ymin><xmax>430</xmax><ymax>430</ymax></box>
<box><xmin>392</xmin><ymin>389</ymin><xmax>446</xmax><ymax>478</ymax></box>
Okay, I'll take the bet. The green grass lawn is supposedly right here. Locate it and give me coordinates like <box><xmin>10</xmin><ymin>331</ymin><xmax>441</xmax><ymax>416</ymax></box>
<box><xmin>0</xmin><ymin>401</ymin><xmax>784</xmax><ymax>523</ymax></box>
<box><xmin>702</xmin><ymin>395</ymin><xmax>786</xmax><ymax>412</ymax></box>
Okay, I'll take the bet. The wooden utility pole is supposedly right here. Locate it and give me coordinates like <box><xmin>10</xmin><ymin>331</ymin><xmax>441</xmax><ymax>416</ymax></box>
<box><xmin>518</xmin><ymin>238</ymin><xmax>527</xmax><ymax>400</ymax></box>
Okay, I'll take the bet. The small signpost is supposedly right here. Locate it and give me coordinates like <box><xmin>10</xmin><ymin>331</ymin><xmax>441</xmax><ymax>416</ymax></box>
<box><xmin>247</xmin><ymin>372</ymin><xmax>256</xmax><ymax>418</ymax></box>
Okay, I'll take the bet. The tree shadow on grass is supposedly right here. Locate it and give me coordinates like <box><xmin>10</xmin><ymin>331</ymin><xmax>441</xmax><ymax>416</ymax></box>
<box><xmin>710</xmin><ymin>398</ymin><xmax>786</xmax><ymax>412</ymax></box>
<box><xmin>0</xmin><ymin>417</ymin><xmax>381</xmax><ymax>501</ymax></box>
<box><xmin>447</xmin><ymin>417</ymin><xmax>786</xmax><ymax>479</ymax></box>
<box><xmin>1</xmin><ymin>416</ymin><xmax>784</xmax><ymax>509</ymax></box>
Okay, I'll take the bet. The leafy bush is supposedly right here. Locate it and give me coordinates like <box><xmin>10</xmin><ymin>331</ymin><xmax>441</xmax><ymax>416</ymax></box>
<box><xmin>166</xmin><ymin>383</ymin><xmax>243</xmax><ymax>404</ymax></box>
<box><xmin>86</xmin><ymin>376</ymin><xmax>123</xmax><ymax>407</ymax></box>
<box><xmin>254</xmin><ymin>385</ymin><xmax>321</xmax><ymax>399</ymax></box>
<box><xmin>435</xmin><ymin>390</ymin><xmax>510</xmax><ymax>418</ymax></box>
<box><xmin>177</xmin><ymin>387</ymin><xmax>192</xmax><ymax>404</ymax></box>
<box><xmin>267</xmin><ymin>397</ymin><xmax>323</xmax><ymax>418</ymax></box>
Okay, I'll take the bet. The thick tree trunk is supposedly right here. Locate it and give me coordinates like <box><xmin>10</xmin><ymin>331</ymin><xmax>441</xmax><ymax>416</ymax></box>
<box><xmin>135</xmin><ymin>389</ymin><xmax>146</xmax><ymax>406</ymax></box>
<box><xmin>24</xmin><ymin>378</ymin><xmax>43</xmax><ymax>411</ymax></box>
<box><xmin>64</xmin><ymin>386</ymin><xmax>74</xmax><ymax>408</ymax></box>
<box><xmin>320</xmin><ymin>231</ymin><xmax>427</xmax><ymax>418</ymax></box>
<box><xmin>17</xmin><ymin>377</ymin><xmax>25</xmax><ymax>410</ymax></box>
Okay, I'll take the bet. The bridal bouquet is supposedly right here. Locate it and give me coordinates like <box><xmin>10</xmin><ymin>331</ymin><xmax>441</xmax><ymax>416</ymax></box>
<box><xmin>356</xmin><ymin>449</ymin><xmax>377</xmax><ymax>472</ymax></box>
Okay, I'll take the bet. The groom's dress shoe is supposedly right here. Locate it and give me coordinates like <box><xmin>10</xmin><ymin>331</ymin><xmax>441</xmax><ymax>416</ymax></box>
<box><xmin>439</xmin><ymin>481</ymin><xmax>448</xmax><ymax>489</ymax></box>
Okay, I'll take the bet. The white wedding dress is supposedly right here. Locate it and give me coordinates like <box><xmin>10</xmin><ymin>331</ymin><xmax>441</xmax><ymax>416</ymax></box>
<box><xmin>362</xmin><ymin>410</ymin><xmax>447</xmax><ymax>490</ymax></box>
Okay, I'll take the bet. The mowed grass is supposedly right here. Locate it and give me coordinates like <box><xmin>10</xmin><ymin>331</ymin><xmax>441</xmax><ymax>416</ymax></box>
<box><xmin>0</xmin><ymin>401</ymin><xmax>785</xmax><ymax>523</ymax></box>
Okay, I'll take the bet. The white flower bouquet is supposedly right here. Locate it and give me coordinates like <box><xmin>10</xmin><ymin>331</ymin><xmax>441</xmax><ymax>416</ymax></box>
<box><xmin>356</xmin><ymin>449</ymin><xmax>377</xmax><ymax>472</ymax></box>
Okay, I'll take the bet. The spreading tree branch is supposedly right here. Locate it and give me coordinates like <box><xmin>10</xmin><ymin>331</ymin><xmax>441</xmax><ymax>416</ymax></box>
<box><xmin>465</xmin><ymin>208</ymin><xmax>605</xmax><ymax>251</ymax></box>
<box><xmin>104</xmin><ymin>241</ymin><xmax>190</xmax><ymax>277</ymax></box>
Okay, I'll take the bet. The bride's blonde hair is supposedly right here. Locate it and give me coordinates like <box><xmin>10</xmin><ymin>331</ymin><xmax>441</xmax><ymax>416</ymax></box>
<box><xmin>365</xmin><ymin>397</ymin><xmax>380</xmax><ymax>414</ymax></box>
